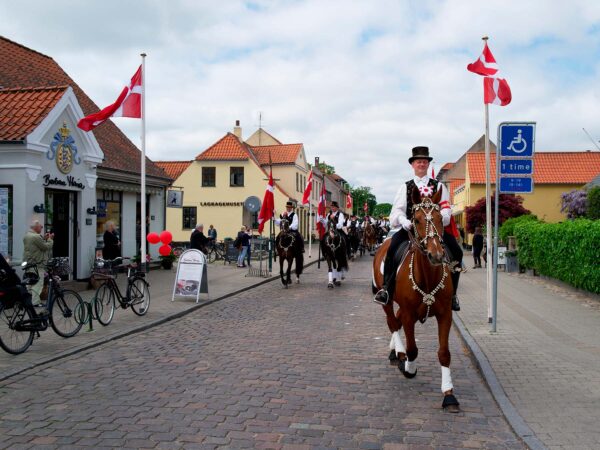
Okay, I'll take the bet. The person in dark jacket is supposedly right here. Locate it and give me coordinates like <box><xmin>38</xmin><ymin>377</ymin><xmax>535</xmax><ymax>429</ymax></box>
<box><xmin>472</xmin><ymin>227</ymin><xmax>484</xmax><ymax>268</ymax></box>
<box><xmin>190</xmin><ymin>224</ymin><xmax>210</xmax><ymax>253</ymax></box>
<box><xmin>236</xmin><ymin>226</ymin><xmax>250</xmax><ymax>267</ymax></box>
<box><xmin>102</xmin><ymin>221</ymin><xmax>121</xmax><ymax>260</ymax></box>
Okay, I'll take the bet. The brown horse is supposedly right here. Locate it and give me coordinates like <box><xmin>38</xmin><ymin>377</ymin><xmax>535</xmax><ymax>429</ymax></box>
<box><xmin>363</xmin><ymin>221</ymin><xmax>377</xmax><ymax>252</ymax></box>
<box><xmin>276</xmin><ymin>219</ymin><xmax>303</xmax><ymax>288</ymax></box>
<box><xmin>372</xmin><ymin>187</ymin><xmax>459</xmax><ymax>412</ymax></box>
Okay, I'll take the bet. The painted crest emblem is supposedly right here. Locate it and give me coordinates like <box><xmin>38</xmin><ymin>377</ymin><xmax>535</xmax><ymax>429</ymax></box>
<box><xmin>48</xmin><ymin>122</ymin><xmax>80</xmax><ymax>174</ymax></box>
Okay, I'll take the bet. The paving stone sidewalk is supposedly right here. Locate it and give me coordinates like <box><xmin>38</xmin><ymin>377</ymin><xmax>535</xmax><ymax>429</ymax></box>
<box><xmin>457</xmin><ymin>262</ymin><xmax>600</xmax><ymax>450</ymax></box>
<box><xmin>0</xmin><ymin>257</ymin><xmax>523</xmax><ymax>449</ymax></box>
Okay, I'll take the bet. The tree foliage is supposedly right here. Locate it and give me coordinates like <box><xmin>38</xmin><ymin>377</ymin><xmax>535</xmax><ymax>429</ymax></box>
<box><xmin>317</xmin><ymin>162</ymin><xmax>335</xmax><ymax>175</ymax></box>
<box><xmin>465</xmin><ymin>194</ymin><xmax>530</xmax><ymax>234</ymax></box>
<box><xmin>373</xmin><ymin>203</ymin><xmax>392</xmax><ymax>218</ymax></box>
<box><xmin>350</xmin><ymin>186</ymin><xmax>377</xmax><ymax>216</ymax></box>
<box><xmin>560</xmin><ymin>189</ymin><xmax>587</xmax><ymax>219</ymax></box>
<box><xmin>587</xmin><ymin>186</ymin><xmax>600</xmax><ymax>220</ymax></box>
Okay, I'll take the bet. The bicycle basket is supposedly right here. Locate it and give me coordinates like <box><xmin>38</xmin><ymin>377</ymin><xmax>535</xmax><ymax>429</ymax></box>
<box><xmin>92</xmin><ymin>258</ymin><xmax>119</xmax><ymax>277</ymax></box>
<box><xmin>47</xmin><ymin>257</ymin><xmax>71</xmax><ymax>277</ymax></box>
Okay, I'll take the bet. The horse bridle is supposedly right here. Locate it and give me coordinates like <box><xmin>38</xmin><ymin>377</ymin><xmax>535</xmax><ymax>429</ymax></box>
<box><xmin>277</xmin><ymin>219</ymin><xmax>295</xmax><ymax>252</ymax></box>
<box><xmin>326</xmin><ymin>222</ymin><xmax>342</xmax><ymax>252</ymax></box>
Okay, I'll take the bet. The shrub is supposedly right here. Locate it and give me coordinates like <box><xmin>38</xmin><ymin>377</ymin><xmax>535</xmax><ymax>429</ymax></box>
<box><xmin>514</xmin><ymin>219</ymin><xmax>600</xmax><ymax>294</ymax></box>
<box><xmin>499</xmin><ymin>214</ymin><xmax>538</xmax><ymax>243</ymax></box>
<box><xmin>560</xmin><ymin>189</ymin><xmax>587</xmax><ymax>219</ymax></box>
<box><xmin>587</xmin><ymin>186</ymin><xmax>600</xmax><ymax>220</ymax></box>
<box><xmin>465</xmin><ymin>194</ymin><xmax>530</xmax><ymax>233</ymax></box>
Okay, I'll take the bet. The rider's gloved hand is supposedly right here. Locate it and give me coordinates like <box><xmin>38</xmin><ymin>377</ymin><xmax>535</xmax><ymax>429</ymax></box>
<box><xmin>441</xmin><ymin>211</ymin><xmax>451</xmax><ymax>227</ymax></box>
<box><xmin>401</xmin><ymin>218</ymin><xmax>412</xmax><ymax>231</ymax></box>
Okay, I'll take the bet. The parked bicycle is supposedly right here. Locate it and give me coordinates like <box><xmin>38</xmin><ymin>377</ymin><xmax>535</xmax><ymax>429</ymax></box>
<box><xmin>0</xmin><ymin>256</ymin><xmax>84</xmax><ymax>355</ymax></box>
<box><xmin>92</xmin><ymin>257</ymin><xmax>150</xmax><ymax>326</ymax></box>
<box><xmin>206</xmin><ymin>240</ymin><xmax>227</xmax><ymax>263</ymax></box>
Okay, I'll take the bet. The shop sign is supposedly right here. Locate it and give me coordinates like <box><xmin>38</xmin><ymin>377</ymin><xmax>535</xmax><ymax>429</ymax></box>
<box><xmin>200</xmin><ymin>202</ymin><xmax>243</xmax><ymax>207</ymax></box>
<box><xmin>47</xmin><ymin>122</ymin><xmax>81</xmax><ymax>174</ymax></box>
<box><xmin>42</xmin><ymin>174</ymin><xmax>85</xmax><ymax>190</ymax></box>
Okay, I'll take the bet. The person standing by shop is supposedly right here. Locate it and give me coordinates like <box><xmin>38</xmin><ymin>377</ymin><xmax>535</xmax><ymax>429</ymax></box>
<box><xmin>472</xmin><ymin>227</ymin><xmax>484</xmax><ymax>268</ymax></box>
<box><xmin>236</xmin><ymin>226</ymin><xmax>250</xmax><ymax>268</ymax></box>
<box><xmin>102</xmin><ymin>221</ymin><xmax>121</xmax><ymax>260</ymax></box>
<box><xmin>22</xmin><ymin>220</ymin><xmax>53</xmax><ymax>307</ymax></box>
<box><xmin>207</xmin><ymin>225</ymin><xmax>217</xmax><ymax>241</ymax></box>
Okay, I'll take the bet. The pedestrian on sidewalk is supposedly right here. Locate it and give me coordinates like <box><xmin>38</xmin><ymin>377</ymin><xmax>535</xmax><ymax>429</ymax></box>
<box><xmin>190</xmin><ymin>224</ymin><xmax>210</xmax><ymax>254</ymax></box>
<box><xmin>208</xmin><ymin>224</ymin><xmax>217</xmax><ymax>241</ymax></box>
<box><xmin>102</xmin><ymin>221</ymin><xmax>121</xmax><ymax>261</ymax></box>
<box><xmin>22</xmin><ymin>220</ymin><xmax>53</xmax><ymax>306</ymax></box>
<box><xmin>472</xmin><ymin>227</ymin><xmax>483</xmax><ymax>268</ymax></box>
<box><xmin>236</xmin><ymin>226</ymin><xmax>250</xmax><ymax>267</ymax></box>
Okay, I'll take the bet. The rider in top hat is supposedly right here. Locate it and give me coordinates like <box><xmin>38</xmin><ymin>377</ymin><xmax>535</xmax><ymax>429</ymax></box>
<box><xmin>274</xmin><ymin>201</ymin><xmax>305</xmax><ymax>252</ymax></box>
<box><xmin>328</xmin><ymin>201</ymin><xmax>352</xmax><ymax>253</ymax></box>
<box><xmin>374</xmin><ymin>146</ymin><xmax>462</xmax><ymax>311</ymax></box>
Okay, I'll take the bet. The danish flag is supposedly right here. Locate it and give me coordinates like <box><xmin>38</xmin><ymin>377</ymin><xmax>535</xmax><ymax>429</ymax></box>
<box><xmin>467</xmin><ymin>43</ymin><xmax>511</xmax><ymax>107</ymax></box>
<box><xmin>346</xmin><ymin>193</ymin><xmax>353</xmax><ymax>210</ymax></box>
<box><xmin>257</xmin><ymin>169</ymin><xmax>275</xmax><ymax>234</ymax></box>
<box><xmin>78</xmin><ymin>65</ymin><xmax>143</xmax><ymax>131</ymax></box>
<box><xmin>316</xmin><ymin>181</ymin><xmax>327</xmax><ymax>238</ymax></box>
<box><xmin>301</xmin><ymin>170</ymin><xmax>313</xmax><ymax>205</ymax></box>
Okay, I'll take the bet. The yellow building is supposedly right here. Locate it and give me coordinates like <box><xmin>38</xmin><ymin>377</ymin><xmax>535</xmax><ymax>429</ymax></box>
<box><xmin>441</xmin><ymin>137</ymin><xmax>600</xmax><ymax>244</ymax></box>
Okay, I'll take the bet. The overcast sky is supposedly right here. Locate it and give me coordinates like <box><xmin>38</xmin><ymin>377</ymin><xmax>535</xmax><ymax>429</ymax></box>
<box><xmin>2</xmin><ymin>0</ymin><xmax>599</xmax><ymax>202</ymax></box>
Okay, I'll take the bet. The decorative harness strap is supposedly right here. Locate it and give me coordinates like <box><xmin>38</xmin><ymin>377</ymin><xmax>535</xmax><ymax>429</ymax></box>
<box><xmin>407</xmin><ymin>197</ymin><xmax>448</xmax><ymax>323</ymax></box>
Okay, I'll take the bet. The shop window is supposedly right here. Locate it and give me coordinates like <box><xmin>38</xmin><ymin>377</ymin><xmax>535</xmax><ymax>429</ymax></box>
<box><xmin>296</xmin><ymin>173</ymin><xmax>299</xmax><ymax>192</ymax></box>
<box><xmin>183</xmin><ymin>207</ymin><xmax>197</xmax><ymax>229</ymax></box>
<box><xmin>230</xmin><ymin>167</ymin><xmax>244</xmax><ymax>187</ymax></box>
<box><xmin>0</xmin><ymin>186</ymin><xmax>13</xmax><ymax>258</ymax></box>
<box><xmin>96</xmin><ymin>190</ymin><xmax>122</xmax><ymax>238</ymax></box>
<box><xmin>202</xmin><ymin>167</ymin><xmax>216</xmax><ymax>187</ymax></box>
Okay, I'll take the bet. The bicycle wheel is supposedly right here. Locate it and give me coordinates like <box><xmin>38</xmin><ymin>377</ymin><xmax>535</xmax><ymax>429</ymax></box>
<box><xmin>94</xmin><ymin>283</ymin><xmax>115</xmax><ymax>326</ymax></box>
<box><xmin>128</xmin><ymin>277</ymin><xmax>150</xmax><ymax>316</ymax></box>
<box><xmin>50</xmin><ymin>289</ymin><xmax>84</xmax><ymax>338</ymax></box>
<box><xmin>207</xmin><ymin>248</ymin><xmax>217</xmax><ymax>263</ymax></box>
<box><xmin>0</xmin><ymin>302</ymin><xmax>34</xmax><ymax>355</ymax></box>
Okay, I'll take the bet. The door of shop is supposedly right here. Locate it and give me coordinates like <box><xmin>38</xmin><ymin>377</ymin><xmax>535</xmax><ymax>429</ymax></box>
<box><xmin>45</xmin><ymin>189</ymin><xmax>77</xmax><ymax>276</ymax></box>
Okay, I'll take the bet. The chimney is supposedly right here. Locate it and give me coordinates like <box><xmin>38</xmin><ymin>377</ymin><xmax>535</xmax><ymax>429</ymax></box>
<box><xmin>233</xmin><ymin>120</ymin><xmax>242</xmax><ymax>139</ymax></box>
<box><xmin>315</xmin><ymin>157</ymin><xmax>320</xmax><ymax>167</ymax></box>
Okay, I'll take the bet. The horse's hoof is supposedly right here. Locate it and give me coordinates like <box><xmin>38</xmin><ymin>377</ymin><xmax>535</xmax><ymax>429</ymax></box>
<box><xmin>327</xmin><ymin>283</ymin><xmax>334</xmax><ymax>289</ymax></box>
<box><xmin>442</xmin><ymin>394</ymin><xmax>460</xmax><ymax>413</ymax></box>
<box><xmin>296</xmin><ymin>279</ymin><xmax>300</xmax><ymax>284</ymax></box>
<box><xmin>334</xmin><ymin>280</ymin><xmax>341</xmax><ymax>286</ymax></box>
<box><xmin>284</xmin><ymin>284</ymin><xmax>288</xmax><ymax>289</ymax></box>
<box><xmin>398</xmin><ymin>360</ymin><xmax>417</xmax><ymax>378</ymax></box>
<box><xmin>388</xmin><ymin>349</ymin><xmax>398</xmax><ymax>364</ymax></box>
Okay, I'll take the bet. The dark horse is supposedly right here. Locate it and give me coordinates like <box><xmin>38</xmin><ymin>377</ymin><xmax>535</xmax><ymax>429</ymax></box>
<box><xmin>320</xmin><ymin>220</ymin><xmax>349</xmax><ymax>288</ymax></box>
<box><xmin>348</xmin><ymin>224</ymin><xmax>361</xmax><ymax>258</ymax></box>
<box><xmin>372</xmin><ymin>187</ymin><xmax>459</xmax><ymax>412</ymax></box>
<box><xmin>276</xmin><ymin>218</ymin><xmax>304</xmax><ymax>288</ymax></box>
<box><xmin>363</xmin><ymin>221</ymin><xmax>377</xmax><ymax>253</ymax></box>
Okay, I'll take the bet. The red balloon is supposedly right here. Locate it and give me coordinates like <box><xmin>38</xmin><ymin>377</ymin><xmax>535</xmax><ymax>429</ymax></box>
<box><xmin>159</xmin><ymin>230</ymin><xmax>173</xmax><ymax>245</ymax></box>
<box><xmin>159</xmin><ymin>244</ymin><xmax>172</xmax><ymax>256</ymax></box>
<box><xmin>147</xmin><ymin>232</ymin><xmax>160</xmax><ymax>245</ymax></box>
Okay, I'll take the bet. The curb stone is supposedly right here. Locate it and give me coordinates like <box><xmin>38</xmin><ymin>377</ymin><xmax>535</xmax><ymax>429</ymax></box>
<box><xmin>0</xmin><ymin>259</ymin><xmax>320</xmax><ymax>383</ymax></box>
<box><xmin>452</xmin><ymin>312</ymin><xmax>547</xmax><ymax>450</ymax></box>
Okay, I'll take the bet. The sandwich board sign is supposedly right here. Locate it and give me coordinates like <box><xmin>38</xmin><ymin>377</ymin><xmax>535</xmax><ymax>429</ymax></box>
<box><xmin>172</xmin><ymin>249</ymin><xmax>208</xmax><ymax>303</ymax></box>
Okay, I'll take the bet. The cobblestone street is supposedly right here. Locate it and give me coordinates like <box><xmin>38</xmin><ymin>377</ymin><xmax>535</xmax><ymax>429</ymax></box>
<box><xmin>0</xmin><ymin>258</ymin><xmax>522</xmax><ymax>449</ymax></box>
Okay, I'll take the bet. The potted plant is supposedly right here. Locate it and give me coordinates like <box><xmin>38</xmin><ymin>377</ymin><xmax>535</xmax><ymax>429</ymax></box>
<box><xmin>159</xmin><ymin>250</ymin><xmax>176</xmax><ymax>270</ymax></box>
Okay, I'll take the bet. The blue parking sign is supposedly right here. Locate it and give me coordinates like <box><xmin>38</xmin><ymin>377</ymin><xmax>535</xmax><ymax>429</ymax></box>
<box><xmin>500</xmin><ymin>159</ymin><xmax>533</xmax><ymax>175</ymax></box>
<box><xmin>500</xmin><ymin>123</ymin><xmax>535</xmax><ymax>157</ymax></box>
<box><xmin>500</xmin><ymin>177</ymin><xmax>533</xmax><ymax>194</ymax></box>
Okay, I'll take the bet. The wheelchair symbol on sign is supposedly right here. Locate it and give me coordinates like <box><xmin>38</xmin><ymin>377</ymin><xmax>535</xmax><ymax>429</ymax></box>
<box><xmin>507</xmin><ymin>129</ymin><xmax>527</xmax><ymax>154</ymax></box>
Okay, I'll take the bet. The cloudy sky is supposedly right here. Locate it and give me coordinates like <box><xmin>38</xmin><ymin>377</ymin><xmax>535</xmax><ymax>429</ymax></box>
<box><xmin>2</xmin><ymin>0</ymin><xmax>600</xmax><ymax>202</ymax></box>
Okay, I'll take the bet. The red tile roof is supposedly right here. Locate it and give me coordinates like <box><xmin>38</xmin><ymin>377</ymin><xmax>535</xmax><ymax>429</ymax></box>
<box><xmin>440</xmin><ymin>162</ymin><xmax>454</xmax><ymax>171</ymax></box>
<box><xmin>250</xmin><ymin>144</ymin><xmax>303</xmax><ymax>165</ymax></box>
<box><xmin>0</xmin><ymin>36</ymin><xmax>169</xmax><ymax>180</ymax></box>
<box><xmin>0</xmin><ymin>86</ymin><xmax>66</xmax><ymax>141</ymax></box>
<box><xmin>154</xmin><ymin>161</ymin><xmax>192</xmax><ymax>180</ymax></box>
<box><xmin>467</xmin><ymin>152</ymin><xmax>600</xmax><ymax>184</ymax></box>
<box><xmin>449</xmin><ymin>178</ymin><xmax>465</xmax><ymax>203</ymax></box>
<box><xmin>195</xmin><ymin>133</ymin><xmax>251</xmax><ymax>161</ymax></box>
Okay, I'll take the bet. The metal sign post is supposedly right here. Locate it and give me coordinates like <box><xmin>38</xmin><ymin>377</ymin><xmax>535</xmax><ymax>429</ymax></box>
<box><xmin>493</xmin><ymin>122</ymin><xmax>536</xmax><ymax>331</ymax></box>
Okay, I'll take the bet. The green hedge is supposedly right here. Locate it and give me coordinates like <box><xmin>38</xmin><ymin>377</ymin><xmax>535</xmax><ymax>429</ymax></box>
<box><xmin>587</xmin><ymin>186</ymin><xmax>600</xmax><ymax>220</ymax></box>
<box><xmin>514</xmin><ymin>219</ymin><xmax>600</xmax><ymax>294</ymax></box>
<box><xmin>499</xmin><ymin>214</ymin><xmax>538</xmax><ymax>243</ymax></box>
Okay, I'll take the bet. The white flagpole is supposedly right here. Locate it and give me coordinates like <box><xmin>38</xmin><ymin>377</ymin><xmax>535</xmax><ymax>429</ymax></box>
<box><xmin>140</xmin><ymin>53</ymin><xmax>147</xmax><ymax>270</ymax></box>
<box><xmin>482</xmin><ymin>36</ymin><xmax>493</xmax><ymax>323</ymax></box>
<box><xmin>308</xmin><ymin>172</ymin><xmax>313</xmax><ymax>258</ymax></box>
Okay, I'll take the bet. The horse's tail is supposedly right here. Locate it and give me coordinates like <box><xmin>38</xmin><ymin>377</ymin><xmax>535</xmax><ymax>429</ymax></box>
<box><xmin>338</xmin><ymin>249</ymin><xmax>349</xmax><ymax>272</ymax></box>
<box><xmin>295</xmin><ymin>251</ymin><xmax>304</xmax><ymax>276</ymax></box>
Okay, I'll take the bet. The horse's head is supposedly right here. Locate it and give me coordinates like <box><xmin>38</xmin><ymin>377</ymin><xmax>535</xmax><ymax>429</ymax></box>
<box><xmin>280</xmin><ymin>218</ymin><xmax>290</xmax><ymax>233</ymax></box>
<box><xmin>327</xmin><ymin>220</ymin><xmax>338</xmax><ymax>239</ymax></box>
<box><xmin>411</xmin><ymin>186</ymin><xmax>445</xmax><ymax>265</ymax></box>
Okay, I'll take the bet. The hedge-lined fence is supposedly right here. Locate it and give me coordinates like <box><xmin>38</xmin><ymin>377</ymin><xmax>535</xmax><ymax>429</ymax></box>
<box><xmin>513</xmin><ymin>219</ymin><xmax>600</xmax><ymax>294</ymax></box>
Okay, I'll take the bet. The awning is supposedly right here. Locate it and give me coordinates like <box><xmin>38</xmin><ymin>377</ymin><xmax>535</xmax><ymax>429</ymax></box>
<box><xmin>96</xmin><ymin>179</ymin><xmax>163</xmax><ymax>195</ymax></box>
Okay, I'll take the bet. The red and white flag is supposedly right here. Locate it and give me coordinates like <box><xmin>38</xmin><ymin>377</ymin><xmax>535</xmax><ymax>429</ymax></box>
<box><xmin>363</xmin><ymin>201</ymin><xmax>368</xmax><ymax>213</ymax></box>
<box><xmin>316</xmin><ymin>181</ymin><xmax>327</xmax><ymax>238</ymax></box>
<box><xmin>257</xmin><ymin>169</ymin><xmax>275</xmax><ymax>234</ymax></box>
<box><xmin>346</xmin><ymin>193</ymin><xmax>353</xmax><ymax>210</ymax></box>
<box><xmin>78</xmin><ymin>65</ymin><xmax>143</xmax><ymax>131</ymax></box>
<box><xmin>467</xmin><ymin>43</ymin><xmax>511</xmax><ymax>107</ymax></box>
<box><xmin>301</xmin><ymin>170</ymin><xmax>313</xmax><ymax>205</ymax></box>
<box><xmin>430</xmin><ymin>163</ymin><xmax>435</xmax><ymax>179</ymax></box>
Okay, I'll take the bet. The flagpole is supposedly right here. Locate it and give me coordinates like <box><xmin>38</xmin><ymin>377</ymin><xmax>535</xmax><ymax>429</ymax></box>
<box><xmin>482</xmin><ymin>36</ymin><xmax>493</xmax><ymax>323</ymax></box>
<box><xmin>308</xmin><ymin>173</ymin><xmax>313</xmax><ymax>259</ymax></box>
<box><xmin>140</xmin><ymin>53</ymin><xmax>147</xmax><ymax>271</ymax></box>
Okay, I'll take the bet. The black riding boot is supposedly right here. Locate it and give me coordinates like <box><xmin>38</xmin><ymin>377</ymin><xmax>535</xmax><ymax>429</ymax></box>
<box><xmin>374</xmin><ymin>251</ymin><xmax>395</xmax><ymax>305</ymax></box>
<box><xmin>451</xmin><ymin>270</ymin><xmax>461</xmax><ymax>311</ymax></box>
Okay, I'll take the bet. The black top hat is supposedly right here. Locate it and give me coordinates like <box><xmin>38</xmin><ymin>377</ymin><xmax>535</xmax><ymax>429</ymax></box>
<box><xmin>408</xmin><ymin>146</ymin><xmax>433</xmax><ymax>164</ymax></box>
<box><xmin>285</xmin><ymin>201</ymin><xmax>294</xmax><ymax>208</ymax></box>
<box><xmin>331</xmin><ymin>201</ymin><xmax>339</xmax><ymax>208</ymax></box>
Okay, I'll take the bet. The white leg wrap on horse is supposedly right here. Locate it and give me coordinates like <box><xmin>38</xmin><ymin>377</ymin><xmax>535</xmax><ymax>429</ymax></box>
<box><xmin>334</xmin><ymin>270</ymin><xmax>339</xmax><ymax>280</ymax></box>
<box><xmin>405</xmin><ymin>359</ymin><xmax>417</xmax><ymax>374</ymax></box>
<box><xmin>393</xmin><ymin>331</ymin><xmax>405</xmax><ymax>355</ymax></box>
<box><xmin>389</xmin><ymin>334</ymin><xmax>395</xmax><ymax>350</ymax></box>
<box><xmin>328</xmin><ymin>272</ymin><xmax>333</xmax><ymax>283</ymax></box>
<box><xmin>441</xmin><ymin>366</ymin><xmax>453</xmax><ymax>393</ymax></box>
<box><xmin>380</xmin><ymin>260</ymin><xmax>385</xmax><ymax>275</ymax></box>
